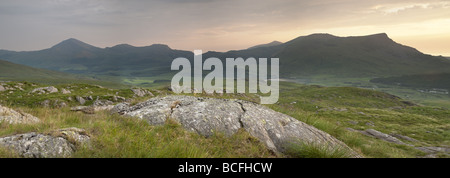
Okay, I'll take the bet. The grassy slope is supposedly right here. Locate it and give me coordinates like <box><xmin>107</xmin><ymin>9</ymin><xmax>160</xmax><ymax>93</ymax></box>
<box><xmin>1</xmin><ymin>81</ymin><xmax>449</xmax><ymax>158</ymax></box>
<box><xmin>0</xmin><ymin>59</ymin><xmax>127</xmax><ymax>88</ymax></box>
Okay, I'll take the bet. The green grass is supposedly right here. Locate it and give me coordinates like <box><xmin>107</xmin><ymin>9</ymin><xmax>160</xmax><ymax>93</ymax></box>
<box><xmin>1</xmin><ymin>81</ymin><xmax>449</xmax><ymax>158</ymax></box>
<box><xmin>284</xmin><ymin>142</ymin><xmax>353</xmax><ymax>158</ymax></box>
<box><xmin>0</xmin><ymin>106</ymin><xmax>274</xmax><ymax>158</ymax></box>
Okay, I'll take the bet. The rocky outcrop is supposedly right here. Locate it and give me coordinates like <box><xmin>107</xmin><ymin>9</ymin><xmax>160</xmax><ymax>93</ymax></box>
<box><xmin>0</xmin><ymin>127</ymin><xmax>90</xmax><ymax>158</ymax></box>
<box><xmin>113</xmin><ymin>95</ymin><xmax>360</xmax><ymax>157</ymax></box>
<box><xmin>61</xmin><ymin>88</ymin><xmax>71</xmax><ymax>94</ymax></box>
<box><xmin>31</xmin><ymin>86</ymin><xmax>58</xmax><ymax>94</ymax></box>
<box><xmin>131</xmin><ymin>88</ymin><xmax>154</xmax><ymax>97</ymax></box>
<box><xmin>359</xmin><ymin>129</ymin><xmax>408</xmax><ymax>145</ymax></box>
<box><xmin>0</xmin><ymin>105</ymin><xmax>40</xmax><ymax>124</ymax></box>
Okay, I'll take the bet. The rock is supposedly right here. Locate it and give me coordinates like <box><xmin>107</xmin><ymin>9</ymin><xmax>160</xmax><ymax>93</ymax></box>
<box><xmin>31</xmin><ymin>86</ymin><xmax>58</xmax><ymax>94</ymax></box>
<box><xmin>0</xmin><ymin>105</ymin><xmax>41</xmax><ymax>124</ymax></box>
<box><xmin>0</xmin><ymin>85</ymin><xmax>6</xmax><ymax>92</ymax></box>
<box><xmin>111</xmin><ymin>103</ymin><xmax>130</xmax><ymax>115</ymax></box>
<box><xmin>40</xmin><ymin>100</ymin><xmax>51</xmax><ymax>107</ymax></box>
<box><xmin>347</xmin><ymin>121</ymin><xmax>359</xmax><ymax>125</ymax></box>
<box><xmin>61</xmin><ymin>89</ymin><xmax>71</xmax><ymax>94</ymax></box>
<box><xmin>93</xmin><ymin>99</ymin><xmax>113</xmax><ymax>106</ymax></box>
<box><xmin>87</xmin><ymin>96</ymin><xmax>93</xmax><ymax>101</ymax></box>
<box><xmin>390</xmin><ymin>133</ymin><xmax>419</xmax><ymax>142</ymax></box>
<box><xmin>131</xmin><ymin>88</ymin><xmax>154</xmax><ymax>97</ymax></box>
<box><xmin>365</xmin><ymin>121</ymin><xmax>375</xmax><ymax>127</ymax></box>
<box><xmin>115</xmin><ymin>95</ymin><xmax>360</xmax><ymax>157</ymax></box>
<box><xmin>76</xmin><ymin>96</ymin><xmax>86</xmax><ymax>105</ymax></box>
<box><xmin>70</xmin><ymin>106</ymin><xmax>94</xmax><ymax>114</ymax></box>
<box><xmin>0</xmin><ymin>128</ymin><xmax>89</xmax><ymax>158</ymax></box>
<box><xmin>415</xmin><ymin>147</ymin><xmax>450</xmax><ymax>154</ymax></box>
<box><xmin>360</xmin><ymin>129</ymin><xmax>408</xmax><ymax>145</ymax></box>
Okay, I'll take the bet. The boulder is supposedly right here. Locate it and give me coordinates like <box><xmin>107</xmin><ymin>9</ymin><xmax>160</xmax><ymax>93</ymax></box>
<box><xmin>0</xmin><ymin>85</ymin><xmax>6</xmax><ymax>92</ymax></box>
<box><xmin>31</xmin><ymin>86</ymin><xmax>58</xmax><ymax>94</ymax></box>
<box><xmin>0</xmin><ymin>105</ymin><xmax>40</xmax><ymax>124</ymax></box>
<box><xmin>131</xmin><ymin>88</ymin><xmax>154</xmax><ymax>97</ymax></box>
<box><xmin>113</xmin><ymin>95</ymin><xmax>360</xmax><ymax>157</ymax></box>
<box><xmin>0</xmin><ymin>128</ymin><xmax>89</xmax><ymax>158</ymax></box>
<box><xmin>76</xmin><ymin>96</ymin><xmax>86</xmax><ymax>105</ymax></box>
<box><xmin>61</xmin><ymin>88</ymin><xmax>71</xmax><ymax>94</ymax></box>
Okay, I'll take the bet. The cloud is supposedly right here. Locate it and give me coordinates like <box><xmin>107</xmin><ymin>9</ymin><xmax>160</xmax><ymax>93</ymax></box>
<box><xmin>0</xmin><ymin>0</ymin><xmax>449</xmax><ymax>55</ymax></box>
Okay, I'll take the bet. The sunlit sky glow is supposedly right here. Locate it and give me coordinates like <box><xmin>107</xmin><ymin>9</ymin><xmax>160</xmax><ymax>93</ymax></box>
<box><xmin>0</xmin><ymin>0</ymin><xmax>449</xmax><ymax>56</ymax></box>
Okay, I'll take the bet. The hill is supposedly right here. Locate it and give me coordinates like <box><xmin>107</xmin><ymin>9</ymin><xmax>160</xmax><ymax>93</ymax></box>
<box><xmin>0</xmin><ymin>59</ymin><xmax>124</xmax><ymax>87</ymax></box>
<box><xmin>370</xmin><ymin>73</ymin><xmax>450</xmax><ymax>90</ymax></box>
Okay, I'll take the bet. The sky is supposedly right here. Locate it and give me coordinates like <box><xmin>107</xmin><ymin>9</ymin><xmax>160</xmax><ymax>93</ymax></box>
<box><xmin>0</xmin><ymin>0</ymin><xmax>449</xmax><ymax>56</ymax></box>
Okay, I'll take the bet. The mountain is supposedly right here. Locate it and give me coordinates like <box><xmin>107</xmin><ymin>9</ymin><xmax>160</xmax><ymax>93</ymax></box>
<box><xmin>248</xmin><ymin>41</ymin><xmax>283</xmax><ymax>49</ymax></box>
<box><xmin>0</xmin><ymin>39</ymin><xmax>193</xmax><ymax>76</ymax></box>
<box><xmin>1</xmin><ymin>34</ymin><xmax>449</xmax><ymax>79</ymax></box>
<box><xmin>276</xmin><ymin>33</ymin><xmax>450</xmax><ymax>77</ymax></box>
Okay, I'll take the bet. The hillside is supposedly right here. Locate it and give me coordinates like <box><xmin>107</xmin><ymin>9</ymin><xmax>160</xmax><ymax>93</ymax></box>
<box><xmin>1</xmin><ymin>81</ymin><xmax>448</xmax><ymax>158</ymax></box>
<box><xmin>0</xmin><ymin>59</ymin><xmax>125</xmax><ymax>87</ymax></box>
<box><xmin>370</xmin><ymin>73</ymin><xmax>450</xmax><ymax>90</ymax></box>
<box><xmin>277</xmin><ymin>33</ymin><xmax>450</xmax><ymax>77</ymax></box>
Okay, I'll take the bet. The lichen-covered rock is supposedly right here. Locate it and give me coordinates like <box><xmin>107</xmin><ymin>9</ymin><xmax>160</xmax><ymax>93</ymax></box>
<box><xmin>0</xmin><ymin>128</ymin><xmax>90</xmax><ymax>158</ymax></box>
<box><xmin>31</xmin><ymin>86</ymin><xmax>58</xmax><ymax>94</ymax></box>
<box><xmin>115</xmin><ymin>95</ymin><xmax>360</xmax><ymax>157</ymax></box>
<box><xmin>0</xmin><ymin>105</ymin><xmax>40</xmax><ymax>124</ymax></box>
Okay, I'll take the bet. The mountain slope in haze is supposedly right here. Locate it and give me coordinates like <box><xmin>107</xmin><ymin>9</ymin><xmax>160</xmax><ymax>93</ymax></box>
<box><xmin>204</xmin><ymin>33</ymin><xmax>450</xmax><ymax>78</ymax></box>
<box><xmin>1</xmin><ymin>33</ymin><xmax>449</xmax><ymax>79</ymax></box>
<box><xmin>248</xmin><ymin>41</ymin><xmax>283</xmax><ymax>50</ymax></box>
<box><xmin>0</xmin><ymin>39</ymin><xmax>193</xmax><ymax>76</ymax></box>
<box><xmin>0</xmin><ymin>59</ymin><xmax>123</xmax><ymax>87</ymax></box>
<box><xmin>370</xmin><ymin>73</ymin><xmax>450</xmax><ymax>90</ymax></box>
<box><xmin>276</xmin><ymin>33</ymin><xmax>450</xmax><ymax>77</ymax></box>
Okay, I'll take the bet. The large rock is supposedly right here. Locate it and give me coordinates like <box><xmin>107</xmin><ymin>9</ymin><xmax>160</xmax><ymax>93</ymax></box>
<box><xmin>131</xmin><ymin>88</ymin><xmax>154</xmax><ymax>97</ymax></box>
<box><xmin>0</xmin><ymin>85</ymin><xmax>5</xmax><ymax>92</ymax></box>
<box><xmin>0</xmin><ymin>105</ymin><xmax>40</xmax><ymax>124</ymax></box>
<box><xmin>76</xmin><ymin>96</ymin><xmax>86</xmax><ymax>105</ymax></box>
<box><xmin>0</xmin><ymin>128</ymin><xmax>89</xmax><ymax>158</ymax></box>
<box><xmin>113</xmin><ymin>95</ymin><xmax>360</xmax><ymax>157</ymax></box>
<box><xmin>31</xmin><ymin>86</ymin><xmax>58</xmax><ymax>94</ymax></box>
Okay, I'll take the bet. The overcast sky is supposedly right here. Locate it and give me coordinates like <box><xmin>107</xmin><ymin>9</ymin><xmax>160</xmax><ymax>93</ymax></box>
<box><xmin>0</xmin><ymin>0</ymin><xmax>449</xmax><ymax>55</ymax></box>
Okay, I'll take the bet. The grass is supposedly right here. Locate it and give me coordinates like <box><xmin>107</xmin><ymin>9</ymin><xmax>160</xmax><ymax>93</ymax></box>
<box><xmin>1</xmin><ymin>81</ymin><xmax>449</xmax><ymax>158</ymax></box>
<box><xmin>0</xmin><ymin>106</ymin><xmax>274</xmax><ymax>158</ymax></box>
<box><xmin>284</xmin><ymin>142</ymin><xmax>353</xmax><ymax>158</ymax></box>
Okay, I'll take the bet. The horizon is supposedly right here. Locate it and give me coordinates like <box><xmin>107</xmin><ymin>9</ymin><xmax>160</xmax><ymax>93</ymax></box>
<box><xmin>0</xmin><ymin>0</ymin><xmax>449</xmax><ymax>56</ymax></box>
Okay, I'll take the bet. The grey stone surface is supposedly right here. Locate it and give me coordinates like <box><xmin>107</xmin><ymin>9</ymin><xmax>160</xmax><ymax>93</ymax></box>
<box><xmin>360</xmin><ymin>129</ymin><xmax>408</xmax><ymax>145</ymax></box>
<box><xmin>115</xmin><ymin>95</ymin><xmax>360</xmax><ymax>157</ymax></box>
<box><xmin>390</xmin><ymin>133</ymin><xmax>419</xmax><ymax>142</ymax></box>
<box><xmin>61</xmin><ymin>88</ymin><xmax>71</xmax><ymax>94</ymax></box>
<box><xmin>131</xmin><ymin>88</ymin><xmax>154</xmax><ymax>97</ymax></box>
<box><xmin>31</xmin><ymin>86</ymin><xmax>58</xmax><ymax>94</ymax></box>
<box><xmin>0</xmin><ymin>105</ymin><xmax>40</xmax><ymax>124</ymax></box>
<box><xmin>0</xmin><ymin>85</ymin><xmax>5</xmax><ymax>92</ymax></box>
<box><xmin>76</xmin><ymin>96</ymin><xmax>86</xmax><ymax>105</ymax></box>
<box><xmin>0</xmin><ymin>128</ymin><xmax>89</xmax><ymax>158</ymax></box>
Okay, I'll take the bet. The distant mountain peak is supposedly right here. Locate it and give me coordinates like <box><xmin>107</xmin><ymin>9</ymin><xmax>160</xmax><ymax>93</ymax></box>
<box><xmin>248</xmin><ymin>41</ymin><xmax>283</xmax><ymax>49</ymax></box>
<box><xmin>51</xmin><ymin>38</ymin><xmax>98</xmax><ymax>51</ymax></box>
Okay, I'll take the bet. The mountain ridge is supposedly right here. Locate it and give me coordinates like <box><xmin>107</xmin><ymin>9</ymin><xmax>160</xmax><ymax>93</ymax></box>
<box><xmin>0</xmin><ymin>33</ymin><xmax>449</xmax><ymax>78</ymax></box>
